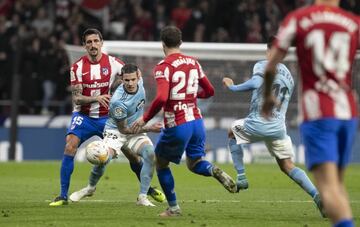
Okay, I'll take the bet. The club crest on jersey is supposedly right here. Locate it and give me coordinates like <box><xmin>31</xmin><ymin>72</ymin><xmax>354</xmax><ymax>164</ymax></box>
<box><xmin>136</xmin><ymin>99</ymin><xmax>145</xmax><ymax>112</ymax></box>
<box><xmin>102</xmin><ymin>67</ymin><xmax>109</xmax><ymax>76</ymax></box>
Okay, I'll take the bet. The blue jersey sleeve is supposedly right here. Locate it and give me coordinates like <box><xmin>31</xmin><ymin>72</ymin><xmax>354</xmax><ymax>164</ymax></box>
<box><xmin>228</xmin><ymin>75</ymin><xmax>263</xmax><ymax>92</ymax></box>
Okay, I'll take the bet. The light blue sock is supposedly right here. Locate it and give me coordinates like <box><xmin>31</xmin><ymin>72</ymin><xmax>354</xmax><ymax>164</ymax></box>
<box><xmin>334</xmin><ymin>219</ymin><xmax>354</xmax><ymax>227</ymax></box>
<box><xmin>89</xmin><ymin>157</ymin><xmax>111</xmax><ymax>187</ymax></box>
<box><xmin>289</xmin><ymin>167</ymin><xmax>318</xmax><ymax>198</ymax></box>
<box><xmin>157</xmin><ymin>167</ymin><xmax>177</xmax><ymax>207</ymax></box>
<box><xmin>228</xmin><ymin>138</ymin><xmax>245</xmax><ymax>175</ymax></box>
<box><xmin>139</xmin><ymin>144</ymin><xmax>155</xmax><ymax>195</ymax></box>
<box><xmin>60</xmin><ymin>154</ymin><xmax>74</xmax><ymax>199</ymax></box>
<box><xmin>191</xmin><ymin>160</ymin><xmax>213</xmax><ymax>176</ymax></box>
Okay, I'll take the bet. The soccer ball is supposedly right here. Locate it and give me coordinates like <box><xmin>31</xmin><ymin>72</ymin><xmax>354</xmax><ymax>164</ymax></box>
<box><xmin>85</xmin><ymin>140</ymin><xmax>109</xmax><ymax>165</ymax></box>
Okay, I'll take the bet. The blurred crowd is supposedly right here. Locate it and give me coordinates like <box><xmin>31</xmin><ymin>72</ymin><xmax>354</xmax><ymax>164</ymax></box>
<box><xmin>0</xmin><ymin>0</ymin><xmax>359</xmax><ymax>118</ymax></box>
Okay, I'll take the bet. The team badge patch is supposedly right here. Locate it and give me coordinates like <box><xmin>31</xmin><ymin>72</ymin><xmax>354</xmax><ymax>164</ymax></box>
<box><xmin>102</xmin><ymin>67</ymin><xmax>109</xmax><ymax>76</ymax></box>
<box><xmin>114</xmin><ymin>107</ymin><xmax>123</xmax><ymax>117</ymax></box>
<box><xmin>155</xmin><ymin>70</ymin><xmax>164</xmax><ymax>79</ymax></box>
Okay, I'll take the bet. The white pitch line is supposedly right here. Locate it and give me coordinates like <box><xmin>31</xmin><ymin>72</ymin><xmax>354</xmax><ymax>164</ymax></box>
<box><xmin>45</xmin><ymin>199</ymin><xmax>360</xmax><ymax>204</ymax></box>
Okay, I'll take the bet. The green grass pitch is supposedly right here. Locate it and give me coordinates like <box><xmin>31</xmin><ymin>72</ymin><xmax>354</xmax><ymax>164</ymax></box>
<box><xmin>0</xmin><ymin>162</ymin><xmax>359</xmax><ymax>226</ymax></box>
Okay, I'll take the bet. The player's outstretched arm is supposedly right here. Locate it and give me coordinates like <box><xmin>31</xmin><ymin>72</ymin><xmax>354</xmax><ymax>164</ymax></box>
<box><xmin>223</xmin><ymin>76</ymin><xmax>263</xmax><ymax>92</ymax></box>
<box><xmin>71</xmin><ymin>84</ymin><xmax>110</xmax><ymax>108</ymax></box>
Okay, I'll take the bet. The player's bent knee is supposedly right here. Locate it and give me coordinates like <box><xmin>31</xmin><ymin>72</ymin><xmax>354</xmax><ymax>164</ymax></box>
<box><xmin>141</xmin><ymin>144</ymin><xmax>155</xmax><ymax>162</ymax></box>
<box><xmin>64</xmin><ymin>134</ymin><xmax>80</xmax><ymax>155</ymax></box>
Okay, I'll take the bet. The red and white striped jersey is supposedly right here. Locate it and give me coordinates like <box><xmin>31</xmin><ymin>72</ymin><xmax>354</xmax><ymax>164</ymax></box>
<box><xmin>143</xmin><ymin>53</ymin><xmax>214</xmax><ymax>128</ymax></box>
<box><xmin>275</xmin><ymin>5</ymin><xmax>360</xmax><ymax>122</ymax></box>
<box><xmin>70</xmin><ymin>53</ymin><xmax>124</xmax><ymax>118</ymax></box>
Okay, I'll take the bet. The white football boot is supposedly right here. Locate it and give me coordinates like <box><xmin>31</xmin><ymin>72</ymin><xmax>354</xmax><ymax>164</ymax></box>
<box><xmin>136</xmin><ymin>194</ymin><xmax>155</xmax><ymax>207</ymax></box>
<box><xmin>69</xmin><ymin>185</ymin><xmax>96</xmax><ymax>202</ymax></box>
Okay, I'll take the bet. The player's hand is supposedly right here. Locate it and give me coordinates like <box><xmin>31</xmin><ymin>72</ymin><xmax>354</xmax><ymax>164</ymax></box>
<box><xmin>261</xmin><ymin>95</ymin><xmax>277</xmax><ymax>120</ymax></box>
<box><xmin>222</xmin><ymin>77</ymin><xmax>234</xmax><ymax>88</ymax></box>
<box><xmin>96</xmin><ymin>94</ymin><xmax>110</xmax><ymax>108</ymax></box>
<box><xmin>132</xmin><ymin>117</ymin><xmax>146</xmax><ymax>134</ymax></box>
<box><xmin>146</xmin><ymin>121</ymin><xmax>163</xmax><ymax>133</ymax></box>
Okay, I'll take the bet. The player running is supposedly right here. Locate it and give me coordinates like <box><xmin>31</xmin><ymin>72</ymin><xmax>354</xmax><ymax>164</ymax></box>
<box><xmin>223</xmin><ymin>36</ymin><xmax>324</xmax><ymax>217</ymax></box>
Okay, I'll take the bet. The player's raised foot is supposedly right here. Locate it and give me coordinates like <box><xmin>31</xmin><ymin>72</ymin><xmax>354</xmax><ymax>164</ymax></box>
<box><xmin>159</xmin><ymin>205</ymin><xmax>181</xmax><ymax>217</ymax></box>
<box><xmin>212</xmin><ymin>166</ymin><xmax>237</xmax><ymax>193</ymax></box>
<box><xmin>148</xmin><ymin>187</ymin><xmax>166</xmax><ymax>203</ymax></box>
<box><xmin>136</xmin><ymin>194</ymin><xmax>155</xmax><ymax>207</ymax></box>
<box><xmin>236</xmin><ymin>174</ymin><xmax>249</xmax><ymax>192</ymax></box>
<box><xmin>49</xmin><ymin>196</ymin><xmax>68</xmax><ymax>206</ymax></box>
<box><xmin>313</xmin><ymin>194</ymin><xmax>327</xmax><ymax>218</ymax></box>
<box><xmin>69</xmin><ymin>186</ymin><xmax>96</xmax><ymax>202</ymax></box>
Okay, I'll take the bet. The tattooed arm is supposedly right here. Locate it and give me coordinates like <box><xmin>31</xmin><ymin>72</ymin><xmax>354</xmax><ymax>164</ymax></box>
<box><xmin>116</xmin><ymin>118</ymin><xmax>162</xmax><ymax>135</ymax></box>
<box><xmin>71</xmin><ymin>84</ymin><xmax>110</xmax><ymax>108</ymax></box>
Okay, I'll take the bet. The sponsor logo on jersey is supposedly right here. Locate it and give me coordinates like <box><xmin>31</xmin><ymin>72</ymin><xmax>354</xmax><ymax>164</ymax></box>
<box><xmin>173</xmin><ymin>101</ymin><xmax>195</xmax><ymax>111</ymax></box>
<box><xmin>102</xmin><ymin>67</ymin><xmax>109</xmax><ymax>76</ymax></box>
<box><xmin>83</xmin><ymin>81</ymin><xmax>109</xmax><ymax>88</ymax></box>
<box><xmin>136</xmin><ymin>99</ymin><xmax>145</xmax><ymax>112</ymax></box>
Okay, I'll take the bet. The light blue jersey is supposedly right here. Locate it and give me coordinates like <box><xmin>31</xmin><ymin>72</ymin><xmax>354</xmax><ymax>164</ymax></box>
<box><xmin>245</xmin><ymin>60</ymin><xmax>294</xmax><ymax>139</ymax></box>
<box><xmin>105</xmin><ymin>78</ymin><xmax>146</xmax><ymax>130</ymax></box>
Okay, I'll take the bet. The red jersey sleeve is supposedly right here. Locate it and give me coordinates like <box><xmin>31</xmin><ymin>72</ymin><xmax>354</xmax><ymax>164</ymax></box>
<box><xmin>143</xmin><ymin>64</ymin><xmax>171</xmax><ymax>123</ymax></box>
<box><xmin>197</xmin><ymin>76</ymin><xmax>214</xmax><ymax>98</ymax></box>
<box><xmin>274</xmin><ymin>11</ymin><xmax>298</xmax><ymax>52</ymax></box>
<box><xmin>70</xmin><ymin>62</ymin><xmax>81</xmax><ymax>86</ymax></box>
<box><xmin>195</xmin><ymin>61</ymin><xmax>214</xmax><ymax>98</ymax></box>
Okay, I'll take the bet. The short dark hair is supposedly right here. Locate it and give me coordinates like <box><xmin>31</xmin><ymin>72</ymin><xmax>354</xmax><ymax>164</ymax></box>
<box><xmin>82</xmin><ymin>28</ymin><xmax>103</xmax><ymax>44</ymax></box>
<box><xmin>267</xmin><ymin>35</ymin><xmax>276</xmax><ymax>49</ymax></box>
<box><xmin>160</xmin><ymin>26</ymin><xmax>182</xmax><ymax>48</ymax></box>
<box><xmin>121</xmin><ymin>63</ymin><xmax>138</xmax><ymax>75</ymax></box>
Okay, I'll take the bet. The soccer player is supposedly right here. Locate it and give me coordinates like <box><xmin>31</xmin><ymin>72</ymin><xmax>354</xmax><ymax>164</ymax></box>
<box><xmin>70</xmin><ymin>64</ymin><xmax>165</xmax><ymax>206</ymax></box>
<box><xmin>132</xmin><ymin>26</ymin><xmax>237</xmax><ymax>217</ymax></box>
<box><xmin>49</xmin><ymin>29</ymin><xmax>162</xmax><ymax>206</ymax></box>
<box><xmin>223</xmin><ymin>36</ymin><xmax>324</xmax><ymax>217</ymax></box>
<box><xmin>262</xmin><ymin>1</ymin><xmax>359</xmax><ymax>226</ymax></box>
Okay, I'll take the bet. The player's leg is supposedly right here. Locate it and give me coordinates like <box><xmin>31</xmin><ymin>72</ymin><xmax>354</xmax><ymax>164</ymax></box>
<box><xmin>276</xmin><ymin>158</ymin><xmax>325</xmax><ymax>216</ymax></box>
<box><xmin>301</xmin><ymin>118</ymin><xmax>357</xmax><ymax>226</ymax></box>
<box><xmin>266</xmin><ymin>135</ymin><xmax>324</xmax><ymax>216</ymax></box>
<box><xmin>49</xmin><ymin>134</ymin><xmax>80</xmax><ymax>206</ymax></box>
<box><xmin>312</xmin><ymin>163</ymin><xmax>352</xmax><ymax>224</ymax></box>
<box><xmin>230</xmin><ymin>119</ymin><xmax>252</xmax><ymax>191</ymax></box>
<box><xmin>50</xmin><ymin>114</ymin><xmax>108</xmax><ymax>206</ymax></box>
<box><xmin>123</xmin><ymin>136</ymin><xmax>157</xmax><ymax>206</ymax></box>
<box><xmin>69</xmin><ymin>129</ymin><xmax>115</xmax><ymax>202</ymax></box>
<box><xmin>187</xmin><ymin>119</ymin><xmax>237</xmax><ymax>193</ymax></box>
<box><xmin>123</xmin><ymin>147</ymin><xmax>164</xmax><ymax>203</ymax></box>
<box><xmin>276</xmin><ymin>158</ymin><xmax>318</xmax><ymax>197</ymax></box>
<box><xmin>70</xmin><ymin>146</ymin><xmax>115</xmax><ymax>202</ymax></box>
<box><xmin>157</xmin><ymin>155</ymin><xmax>180</xmax><ymax>216</ymax></box>
<box><xmin>155</xmin><ymin>127</ymin><xmax>186</xmax><ymax>216</ymax></box>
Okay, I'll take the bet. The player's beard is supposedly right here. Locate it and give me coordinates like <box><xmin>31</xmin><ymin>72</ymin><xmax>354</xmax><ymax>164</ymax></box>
<box><xmin>89</xmin><ymin>48</ymin><xmax>98</xmax><ymax>58</ymax></box>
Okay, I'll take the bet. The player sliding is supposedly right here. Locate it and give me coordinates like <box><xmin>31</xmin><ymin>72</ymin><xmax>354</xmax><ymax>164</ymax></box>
<box><xmin>132</xmin><ymin>26</ymin><xmax>237</xmax><ymax>217</ymax></box>
<box><xmin>223</xmin><ymin>36</ymin><xmax>325</xmax><ymax>217</ymax></box>
<box><xmin>70</xmin><ymin>64</ymin><xmax>165</xmax><ymax>206</ymax></box>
